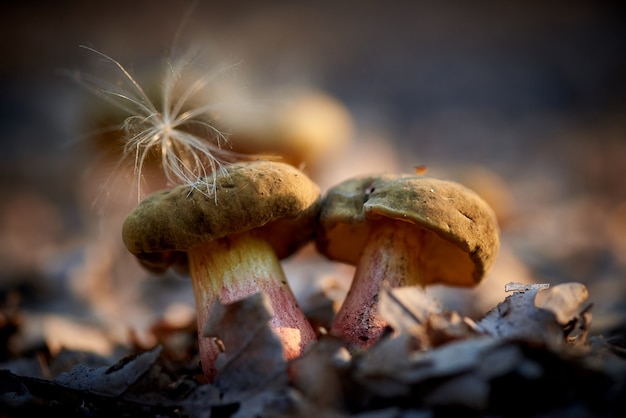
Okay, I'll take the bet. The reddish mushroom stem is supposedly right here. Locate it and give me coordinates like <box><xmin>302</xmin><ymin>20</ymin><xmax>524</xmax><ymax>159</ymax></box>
<box><xmin>331</xmin><ymin>221</ymin><xmax>423</xmax><ymax>351</ymax></box>
<box><xmin>188</xmin><ymin>229</ymin><xmax>316</xmax><ymax>381</ymax></box>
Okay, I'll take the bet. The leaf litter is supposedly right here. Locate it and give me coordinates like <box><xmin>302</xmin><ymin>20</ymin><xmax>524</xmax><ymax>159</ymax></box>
<box><xmin>2</xmin><ymin>280</ymin><xmax>625</xmax><ymax>417</ymax></box>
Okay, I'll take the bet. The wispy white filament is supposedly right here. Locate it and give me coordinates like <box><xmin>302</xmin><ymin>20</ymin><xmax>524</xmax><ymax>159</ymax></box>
<box><xmin>76</xmin><ymin>45</ymin><xmax>246</xmax><ymax>201</ymax></box>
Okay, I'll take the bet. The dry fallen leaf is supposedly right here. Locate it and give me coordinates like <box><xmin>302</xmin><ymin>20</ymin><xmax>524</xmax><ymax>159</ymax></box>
<box><xmin>54</xmin><ymin>345</ymin><xmax>162</xmax><ymax>396</ymax></box>
<box><xmin>351</xmin><ymin>285</ymin><xmax>485</xmax><ymax>399</ymax></box>
<box><xmin>378</xmin><ymin>283</ymin><xmax>443</xmax><ymax>335</ymax></box>
<box><xmin>534</xmin><ymin>282</ymin><xmax>589</xmax><ymax>325</ymax></box>
<box><xmin>203</xmin><ymin>292</ymin><xmax>288</xmax><ymax>396</ymax></box>
<box><xmin>377</xmin><ymin>284</ymin><xmax>480</xmax><ymax>350</ymax></box>
<box><xmin>289</xmin><ymin>335</ymin><xmax>351</xmax><ymax>411</ymax></box>
<box><xmin>2</xmin><ymin>281</ymin><xmax>624</xmax><ymax>417</ymax></box>
<box><xmin>476</xmin><ymin>282</ymin><xmax>591</xmax><ymax>348</ymax></box>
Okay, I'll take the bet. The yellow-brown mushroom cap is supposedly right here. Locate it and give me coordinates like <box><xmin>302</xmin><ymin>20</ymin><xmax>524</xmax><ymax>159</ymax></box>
<box><xmin>122</xmin><ymin>160</ymin><xmax>322</xmax><ymax>273</ymax></box>
<box><xmin>316</xmin><ymin>174</ymin><xmax>500</xmax><ymax>286</ymax></box>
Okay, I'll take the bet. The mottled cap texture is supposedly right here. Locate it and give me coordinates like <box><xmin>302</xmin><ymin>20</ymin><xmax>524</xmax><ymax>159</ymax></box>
<box><xmin>123</xmin><ymin>160</ymin><xmax>322</xmax><ymax>273</ymax></box>
<box><xmin>316</xmin><ymin>174</ymin><xmax>500</xmax><ymax>286</ymax></box>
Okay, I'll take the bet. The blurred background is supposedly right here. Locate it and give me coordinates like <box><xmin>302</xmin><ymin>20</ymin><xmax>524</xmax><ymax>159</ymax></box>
<box><xmin>1</xmin><ymin>0</ymin><xmax>625</xmax><ymax>367</ymax></box>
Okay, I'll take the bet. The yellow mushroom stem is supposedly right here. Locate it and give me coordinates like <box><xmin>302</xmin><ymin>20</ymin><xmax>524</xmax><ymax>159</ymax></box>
<box><xmin>330</xmin><ymin>220</ymin><xmax>425</xmax><ymax>351</ymax></box>
<box><xmin>187</xmin><ymin>230</ymin><xmax>316</xmax><ymax>381</ymax></box>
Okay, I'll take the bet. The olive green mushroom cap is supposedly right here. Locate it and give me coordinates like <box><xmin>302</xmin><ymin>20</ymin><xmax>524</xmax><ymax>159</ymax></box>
<box><xmin>316</xmin><ymin>174</ymin><xmax>500</xmax><ymax>286</ymax></box>
<box><xmin>123</xmin><ymin>160</ymin><xmax>322</xmax><ymax>273</ymax></box>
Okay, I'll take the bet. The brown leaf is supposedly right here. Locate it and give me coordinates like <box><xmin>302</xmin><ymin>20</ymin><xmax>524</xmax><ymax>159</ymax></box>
<box><xmin>477</xmin><ymin>284</ymin><xmax>568</xmax><ymax>347</ymax></box>
<box><xmin>378</xmin><ymin>283</ymin><xmax>443</xmax><ymax>335</ymax></box>
<box><xmin>376</xmin><ymin>283</ymin><xmax>442</xmax><ymax>351</ymax></box>
<box><xmin>350</xmin><ymin>284</ymin><xmax>484</xmax><ymax>399</ymax></box>
<box><xmin>424</xmin><ymin>310</ymin><xmax>480</xmax><ymax>347</ymax></box>
<box><xmin>534</xmin><ymin>282</ymin><xmax>588</xmax><ymax>325</ymax></box>
<box><xmin>351</xmin><ymin>332</ymin><xmax>416</xmax><ymax>398</ymax></box>
<box><xmin>203</xmin><ymin>292</ymin><xmax>288</xmax><ymax>395</ymax></box>
<box><xmin>53</xmin><ymin>345</ymin><xmax>162</xmax><ymax>396</ymax></box>
<box><xmin>378</xmin><ymin>284</ymin><xmax>478</xmax><ymax>349</ymax></box>
<box><xmin>397</xmin><ymin>337</ymin><xmax>501</xmax><ymax>384</ymax></box>
<box><xmin>477</xmin><ymin>282</ymin><xmax>592</xmax><ymax>348</ymax></box>
<box><xmin>289</xmin><ymin>335</ymin><xmax>351</xmax><ymax>411</ymax></box>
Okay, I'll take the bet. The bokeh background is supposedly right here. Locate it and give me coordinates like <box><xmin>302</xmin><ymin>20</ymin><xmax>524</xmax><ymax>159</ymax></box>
<box><xmin>1</xmin><ymin>0</ymin><xmax>625</xmax><ymax>364</ymax></box>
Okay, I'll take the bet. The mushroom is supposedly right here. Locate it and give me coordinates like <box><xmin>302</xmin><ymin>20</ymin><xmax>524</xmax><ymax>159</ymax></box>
<box><xmin>218</xmin><ymin>87</ymin><xmax>354</xmax><ymax>178</ymax></box>
<box><xmin>315</xmin><ymin>174</ymin><xmax>500</xmax><ymax>350</ymax></box>
<box><xmin>122</xmin><ymin>160</ymin><xmax>320</xmax><ymax>381</ymax></box>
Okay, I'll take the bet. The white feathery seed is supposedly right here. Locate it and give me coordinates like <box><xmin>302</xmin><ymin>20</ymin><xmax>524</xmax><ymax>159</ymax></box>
<box><xmin>75</xmin><ymin>45</ymin><xmax>249</xmax><ymax>201</ymax></box>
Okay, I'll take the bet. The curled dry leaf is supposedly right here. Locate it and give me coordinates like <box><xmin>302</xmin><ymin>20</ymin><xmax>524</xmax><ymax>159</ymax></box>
<box><xmin>534</xmin><ymin>282</ymin><xmax>589</xmax><ymax>325</ymax></box>
<box><xmin>535</xmin><ymin>282</ymin><xmax>592</xmax><ymax>346</ymax></box>
<box><xmin>477</xmin><ymin>282</ymin><xmax>591</xmax><ymax>348</ymax></box>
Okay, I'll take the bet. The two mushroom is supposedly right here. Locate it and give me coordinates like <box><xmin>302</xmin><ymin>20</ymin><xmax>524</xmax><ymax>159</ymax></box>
<box><xmin>122</xmin><ymin>161</ymin><xmax>500</xmax><ymax>380</ymax></box>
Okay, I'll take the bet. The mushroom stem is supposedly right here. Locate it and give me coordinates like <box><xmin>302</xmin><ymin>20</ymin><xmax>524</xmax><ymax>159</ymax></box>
<box><xmin>331</xmin><ymin>220</ymin><xmax>423</xmax><ymax>351</ymax></box>
<box><xmin>188</xmin><ymin>230</ymin><xmax>316</xmax><ymax>381</ymax></box>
